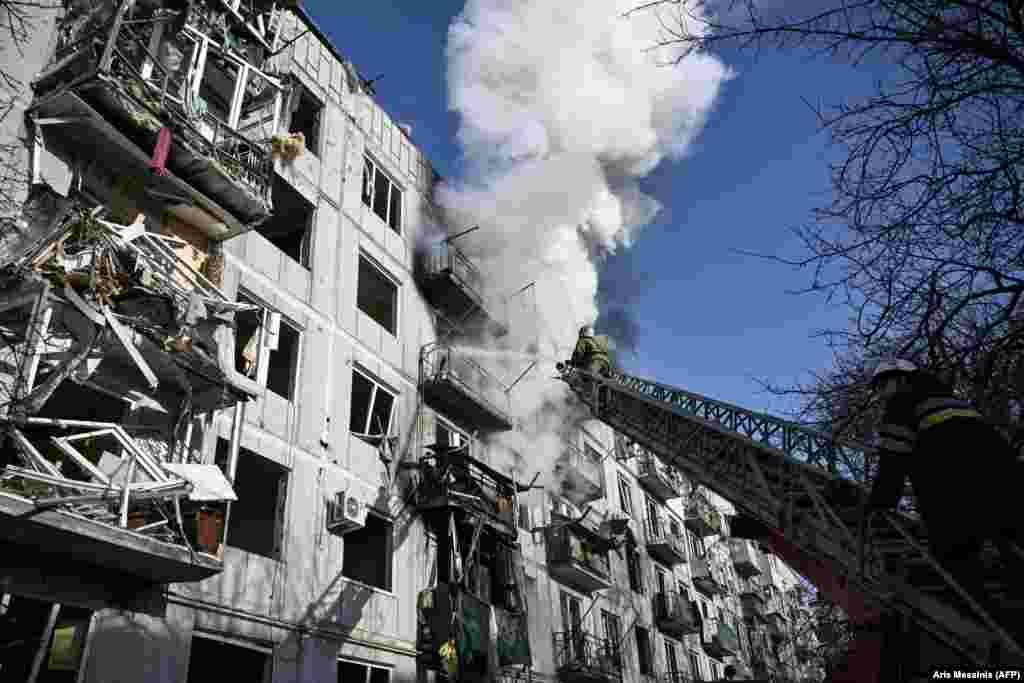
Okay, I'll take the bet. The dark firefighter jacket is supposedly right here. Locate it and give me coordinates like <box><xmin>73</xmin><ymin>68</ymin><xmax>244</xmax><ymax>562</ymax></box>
<box><xmin>571</xmin><ymin>334</ymin><xmax>611</xmax><ymax>375</ymax></box>
<box><xmin>869</xmin><ymin>372</ymin><xmax>1014</xmax><ymax>513</ymax></box>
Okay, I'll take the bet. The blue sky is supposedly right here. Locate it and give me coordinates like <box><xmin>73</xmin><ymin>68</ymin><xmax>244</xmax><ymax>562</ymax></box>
<box><xmin>305</xmin><ymin>2</ymin><xmax>882</xmax><ymax>417</ymax></box>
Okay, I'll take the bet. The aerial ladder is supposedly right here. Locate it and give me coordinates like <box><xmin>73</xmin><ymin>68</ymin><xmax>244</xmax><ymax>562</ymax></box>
<box><xmin>555</xmin><ymin>362</ymin><xmax>1024</xmax><ymax>677</ymax></box>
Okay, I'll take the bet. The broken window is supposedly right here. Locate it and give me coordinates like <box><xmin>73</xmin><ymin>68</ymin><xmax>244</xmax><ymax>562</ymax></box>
<box><xmin>635</xmin><ymin>625</ymin><xmax>654</xmax><ymax>675</ymax></box>
<box><xmin>233</xmin><ymin>294</ymin><xmax>301</xmax><ymax>401</ymax></box>
<box><xmin>338</xmin><ymin>659</ymin><xmax>390</xmax><ymax>683</ymax></box>
<box><xmin>288</xmin><ymin>83</ymin><xmax>322</xmax><ymax>156</ymax></box>
<box><xmin>199</xmin><ymin>48</ymin><xmax>239</xmax><ymax>125</ymax></box>
<box><xmin>258</xmin><ymin>177</ymin><xmax>313</xmax><ymax>267</ymax></box>
<box><xmin>357</xmin><ymin>254</ymin><xmax>398</xmax><ymax>335</ymax></box>
<box><xmin>626</xmin><ymin>540</ymin><xmax>644</xmax><ymax>595</ymax></box>
<box><xmin>215</xmin><ymin>440</ymin><xmax>288</xmax><ymax>559</ymax></box>
<box><xmin>617</xmin><ymin>474</ymin><xmax>632</xmax><ymax>517</ymax></box>
<box><xmin>0</xmin><ymin>596</ymin><xmax>93</xmax><ymax>683</ymax></box>
<box><xmin>237</xmin><ymin>69</ymin><xmax>279</xmax><ymax>144</ymax></box>
<box><xmin>187</xmin><ymin>635</ymin><xmax>272</xmax><ymax>683</ymax></box>
<box><xmin>349</xmin><ymin>369</ymin><xmax>395</xmax><ymax>437</ymax></box>
<box><xmin>361</xmin><ymin>156</ymin><xmax>402</xmax><ymax>233</ymax></box>
<box><xmin>342</xmin><ymin>512</ymin><xmax>392</xmax><ymax>591</ymax></box>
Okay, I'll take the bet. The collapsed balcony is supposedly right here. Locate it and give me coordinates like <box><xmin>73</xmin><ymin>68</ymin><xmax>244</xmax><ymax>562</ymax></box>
<box><xmin>545</xmin><ymin>512</ymin><xmax>613</xmax><ymax>594</ymax></box>
<box><xmin>0</xmin><ymin>418</ymin><xmax>236</xmax><ymax>583</ymax></box>
<box><xmin>554</xmin><ymin>442</ymin><xmax>605</xmax><ymax>507</ymax></box>
<box><xmin>729</xmin><ymin>538</ymin><xmax>763</xmax><ymax>579</ymax></box>
<box><xmin>684</xmin><ymin>492</ymin><xmax>722</xmax><ymax>538</ymax></box>
<box><xmin>0</xmin><ymin>199</ymin><xmax>257</xmax><ymax>586</ymax></box>
<box><xmin>643</xmin><ymin>517</ymin><xmax>687</xmax><ymax>567</ymax></box>
<box><xmin>420</xmin><ymin>344</ymin><xmax>514</xmax><ymax>433</ymax></box>
<box><xmin>635</xmin><ymin>451</ymin><xmax>683</xmax><ymax>502</ymax></box>
<box><xmin>691</xmin><ymin>556</ymin><xmax>729</xmax><ymax>597</ymax></box>
<box><xmin>415</xmin><ymin>239</ymin><xmax>507</xmax><ymax>338</ymax></box>
<box><xmin>31</xmin><ymin>0</ymin><xmax>288</xmax><ymax>235</ymax></box>
<box><xmin>415</xmin><ymin>447</ymin><xmax>525</xmax><ymax>537</ymax></box>
<box><xmin>553</xmin><ymin>631</ymin><xmax>622</xmax><ymax>683</ymax></box>
<box><xmin>653</xmin><ymin>591</ymin><xmax>700</xmax><ymax>638</ymax></box>
<box><xmin>700</xmin><ymin>618</ymin><xmax>740</xmax><ymax>660</ymax></box>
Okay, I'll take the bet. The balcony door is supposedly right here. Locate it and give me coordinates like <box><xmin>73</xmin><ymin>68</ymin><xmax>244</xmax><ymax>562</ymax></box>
<box><xmin>645</xmin><ymin>495</ymin><xmax>660</xmax><ymax>538</ymax></box>
<box><xmin>560</xmin><ymin>592</ymin><xmax>584</xmax><ymax>662</ymax></box>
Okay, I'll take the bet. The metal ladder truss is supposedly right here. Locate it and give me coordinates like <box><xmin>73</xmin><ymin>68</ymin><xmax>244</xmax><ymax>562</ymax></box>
<box><xmin>559</xmin><ymin>367</ymin><xmax>1023</xmax><ymax>665</ymax></box>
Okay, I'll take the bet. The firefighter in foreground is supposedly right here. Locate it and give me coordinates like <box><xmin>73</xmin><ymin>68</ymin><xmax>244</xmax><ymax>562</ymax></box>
<box><xmin>868</xmin><ymin>359</ymin><xmax>1024</xmax><ymax>622</ymax></box>
<box><xmin>569</xmin><ymin>325</ymin><xmax>612</xmax><ymax>376</ymax></box>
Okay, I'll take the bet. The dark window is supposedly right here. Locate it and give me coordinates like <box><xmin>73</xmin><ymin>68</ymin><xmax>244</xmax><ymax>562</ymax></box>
<box><xmin>618</xmin><ymin>475</ymin><xmax>632</xmax><ymax>516</ymax></box>
<box><xmin>233</xmin><ymin>295</ymin><xmax>301</xmax><ymax>401</ymax></box>
<box><xmin>338</xmin><ymin>659</ymin><xmax>390</xmax><ymax>683</ymax></box>
<box><xmin>518</xmin><ymin>503</ymin><xmax>531</xmax><ymax>531</ymax></box>
<box><xmin>357</xmin><ymin>254</ymin><xmax>398</xmax><ymax>335</ymax></box>
<box><xmin>627</xmin><ymin>541</ymin><xmax>644</xmax><ymax>594</ymax></box>
<box><xmin>635</xmin><ymin>626</ymin><xmax>653</xmax><ymax>675</ymax></box>
<box><xmin>361</xmin><ymin>156</ymin><xmax>402</xmax><ymax>232</ymax></box>
<box><xmin>602</xmin><ymin>610</ymin><xmax>622</xmax><ymax>666</ymax></box>
<box><xmin>258</xmin><ymin>177</ymin><xmax>313</xmax><ymax>267</ymax></box>
<box><xmin>188</xmin><ymin>636</ymin><xmax>271</xmax><ymax>683</ymax></box>
<box><xmin>198</xmin><ymin>49</ymin><xmax>239</xmax><ymax>124</ymax></box>
<box><xmin>289</xmin><ymin>83</ymin><xmax>322</xmax><ymax>155</ymax></box>
<box><xmin>689</xmin><ymin>651</ymin><xmax>703</xmax><ymax>681</ymax></box>
<box><xmin>665</xmin><ymin>638</ymin><xmax>679</xmax><ymax>674</ymax></box>
<box><xmin>349</xmin><ymin>369</ymin><xmax>395</xmax><ymax>436</ymax></box>
<box><xmin>0</xmin><ymin>596</ymin><xmax>93</xmax><ymax>683</ymax></box>
<box><xmin>342</xmin><ymin>513</ymin><xmax>393</xmax><ymax>590</ymax></box>
<box><xmin>265</xmin><ymin>318</ymin><xmax>299</xmax><ymax>401</ymax></box>
<box><xmin>215</xmin><ymin>441</ymin><xmax>288</xmax><ymax>559</ymax></box>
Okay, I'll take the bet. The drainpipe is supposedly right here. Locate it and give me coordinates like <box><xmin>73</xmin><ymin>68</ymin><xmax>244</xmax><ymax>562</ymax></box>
<box><xmin>220</xmin><ymin>401</ymin><xmax>245</xmax><ymax>551</ymax></box>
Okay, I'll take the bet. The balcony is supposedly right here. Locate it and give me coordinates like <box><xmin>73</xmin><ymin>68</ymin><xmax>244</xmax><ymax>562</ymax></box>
<box><xmin>0</xmin><ymin>420</ymin><xmax>238</xmax><ymax>586</ymax></box>
<box><xmin>691</xmin><ymin>556</ymin><xmax>729</xmax><ymax>597</ymax></box>
<box><xmin>545</xmin><ymin>512</ymin><xmax>613</xmax><ymax>594</ymax></box>
<box><xmin>415</xmin><ymin>449</ymin><xmax>522</xmax><ymax>537</ymax></box>
<box><xmin>636</xmin><ymin>454</ymin><xmax>683</xmax><ymax>502</ymax></box>
<box><xmin>729</xmin><ymin>539</ymin><xmax>763</xmax><ymax>579</ymax></box>
<box><xmin>420</xmin><ymin>344</ymin><xmax>514</xmax><ymax>433</ymax></box>
<box><xmin>684</xmin><ymin>494</ymin><xmax>723</xmax><ymax>538</ymax></box>
<box><xmin>553</xmin><ymin>631</ymin><xmax>622</xmax><ymax>683</ymax></box>
<box><xmin>653</xmin><ymin>591</ymin><xmax>700</xmax><ymax>638</ymax></box>
<box><xmin>643</xmin><ymin>517</ymin><xmax>687</xmax><ymax>566</ymax></box>
<box><xmin>31</xmin><ymin>0</ymin><xmax>284</xmax><ymax>236</ymax></box>
<box><xmin>416</xmin><ymin>240</ymin><xmax>506</xmax><ymax>337</ymax></box>
<box><xmin>554</xmin><ymin>443</ymin><xmax>605</xmax><ymax>507</ymax></box>
<box><xmin>701</xmin><ymin>619</ymin><xmax>740</xmax><ymax>660</ymax></box>
<box><xmin>417</xmin><ymin>585</ymin><xmax>502</xmax><ymax>678</ymax></box>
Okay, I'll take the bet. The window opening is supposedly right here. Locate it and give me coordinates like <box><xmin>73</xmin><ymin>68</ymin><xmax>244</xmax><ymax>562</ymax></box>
<box><xmin>289</xmin><ymin>83</ymin><xmax>322</xmax><ymax>155</ymax></box>
<box><xmin>342</xmin><ymin>512</ymin><xmax>393</xmax><ymax>591</ymax></box>
<box><xmin>188</xmin><ymin>635</ymin><xmax>272</xmax><ymax>683</ymax></box>
<box><xmin>215</xmin><ymin>441</ymin><xmax>288</xmax><ymax>559</ymax></box>
<box><xmin>361</xmin><ymin>156</ymin><xmax>402</xmax><ymax>232</ymax></box>
<box><xmin>357</xmin><ymin>254</ymin><xmax>398</xmax><ymax>335</ymax></box>
<box><xmin>258</xmin><ymin>177</ymin><xmax>313</xmax><ymax>267</ymax></box>
<box><xmin>349</xmin><ymin>369</ymin><xmax>396</xmax><ymax>437</ymax></box>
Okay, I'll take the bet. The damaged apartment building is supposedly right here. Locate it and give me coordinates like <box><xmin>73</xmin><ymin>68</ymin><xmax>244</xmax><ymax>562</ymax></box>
<box><xmin>0</xmin><ymin>1</ymin><xmax>821</xmax><ymax>682</ymax></box>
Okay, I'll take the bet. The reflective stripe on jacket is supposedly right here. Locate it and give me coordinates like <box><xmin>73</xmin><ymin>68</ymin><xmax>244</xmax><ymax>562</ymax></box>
<box><xmin>913</xmin><ymin>397</ymin><xmax>982</xmax><ymax>432</ymax></box>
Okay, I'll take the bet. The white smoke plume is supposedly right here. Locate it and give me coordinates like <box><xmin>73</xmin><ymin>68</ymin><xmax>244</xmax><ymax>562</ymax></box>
<box><xmin>435</xmin><ymin>0</ymin><xmax>729</xmax><ymax>492</ymax></box>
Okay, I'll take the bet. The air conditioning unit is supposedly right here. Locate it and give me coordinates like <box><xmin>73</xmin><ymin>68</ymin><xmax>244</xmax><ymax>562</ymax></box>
<box><xmin>326</xmin><ymin>490</ymin><xmax>368</xmax><ymax>535</ymax></box>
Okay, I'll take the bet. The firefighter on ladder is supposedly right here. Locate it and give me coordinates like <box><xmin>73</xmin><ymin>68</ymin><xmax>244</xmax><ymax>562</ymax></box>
<box><xmin>867</xmin><ymin>359</ymin><xmax>1024</xmax><ymax>626</ymax></box>
<box><xmin>570</xmin><ymin>326</ymin><xmax>612</xmax><ymax>377</ymax></box>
